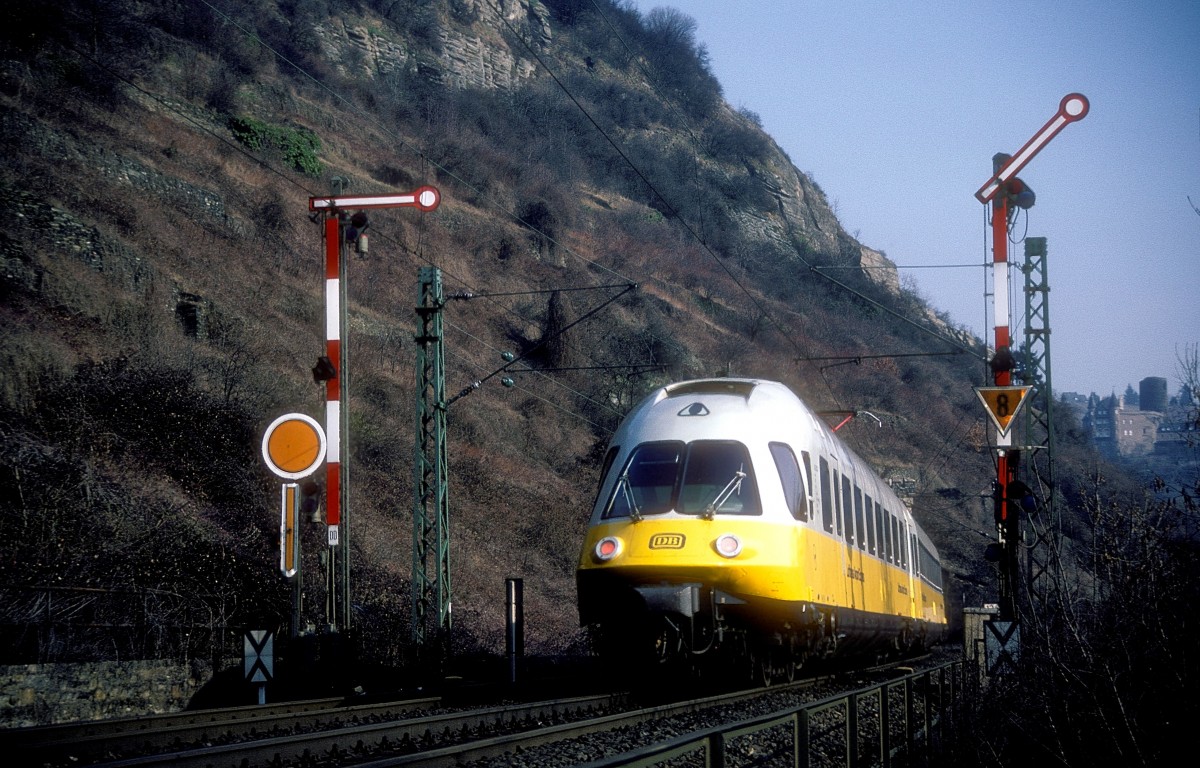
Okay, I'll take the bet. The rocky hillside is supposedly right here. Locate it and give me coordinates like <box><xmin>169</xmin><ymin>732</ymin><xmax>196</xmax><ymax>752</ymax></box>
<box><xmin>2</xmin><ymin>0</ymin><xmax>1111</xmax><ymax>674</ymax></box>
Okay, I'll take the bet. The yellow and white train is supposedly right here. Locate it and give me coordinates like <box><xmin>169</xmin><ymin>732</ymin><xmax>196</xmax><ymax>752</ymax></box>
<box><xmin>576</xmin><ymin>378</ymin><xmax>946</xmax><ymax>681</ymax></box>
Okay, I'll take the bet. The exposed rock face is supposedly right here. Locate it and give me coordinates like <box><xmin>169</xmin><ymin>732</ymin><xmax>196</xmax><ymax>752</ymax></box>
<box><xmin>332</xmin><ymin>21</ymin><xmax>411</xmax><ymax>77</ymax></box>
<box><xmin>758</xmin><ymin>148</ymin><xmax>846</xmax><ymax>258</ymax></box>
<box><xmin>311</xmin><ymin>1</ymin><xmax>899</xmax><ymax>289</ymax></box>
<box><xmin>858</xmin><ymin>245</ymin><xmax>901</xmax><ymax>295</ymax></box>
<box><xmin>436</xmin><ymin>23</ymin><xmax>539</xmax><ymax>90</ymax></box>
<box><xmin>315</xmin><ymin>0</ymin><xmax>549</xmax><ymax>89</ymax></box>
<box><xmin>718</xmin><ymin>127</ymin><xmax>900</xmax><ymax>290</ymax></box>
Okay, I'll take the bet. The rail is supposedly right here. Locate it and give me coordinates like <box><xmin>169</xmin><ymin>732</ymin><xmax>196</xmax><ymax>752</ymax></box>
<box><xmin>581</xmin><ymin>661</ymin><xmax>968</xmax><ymax>767</ymax></box>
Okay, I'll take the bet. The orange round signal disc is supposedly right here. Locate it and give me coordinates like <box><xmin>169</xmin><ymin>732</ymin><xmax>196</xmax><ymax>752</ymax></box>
<box><xmin>262</xmin><ymin>413</ymin><xmax>327</xmax><ymax>480</ymax></box>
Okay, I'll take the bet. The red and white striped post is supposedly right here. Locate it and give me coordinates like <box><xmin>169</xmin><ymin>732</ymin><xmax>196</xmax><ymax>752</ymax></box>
<box><xmin>308</xmin><ymin>187</ymin><xmax>441</xmax><ymax>631</ymax></box>
<box><xmin>322</xmin><ymin>214</ymin><xmax>343</xmax><ymax>544</ymax></box>
<box><xmin>990</xmin><ymin>187</ymin><xmax>1018</xmax><ymax>620</ymax></box>
<box><xmin>975</xmin><ymin>94</ymin><xmax>1087</xmax><ymax>621</ymax></box>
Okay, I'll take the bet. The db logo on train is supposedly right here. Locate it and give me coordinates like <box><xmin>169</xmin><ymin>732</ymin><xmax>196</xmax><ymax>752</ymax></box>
<box><xmin>649</xmin><ymin>533</ymin><xmax>686</xmax><ymax>549</ymax></box>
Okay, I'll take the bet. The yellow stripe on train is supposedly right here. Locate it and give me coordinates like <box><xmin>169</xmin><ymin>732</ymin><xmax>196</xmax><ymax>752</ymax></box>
<box><xmin>580</xmin><ymin>517</ymin><xmax>942</xmax><ymax>625</ymax></box>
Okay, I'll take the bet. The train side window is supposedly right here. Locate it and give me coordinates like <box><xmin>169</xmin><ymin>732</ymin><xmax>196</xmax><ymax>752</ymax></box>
<box><xmin>602</xmin><ymin>441</ymin><xmax>682</xmax><ymax>519</ymax></box>
<box><xmin>918</xmin><ymin>541</ymin><xmax>941</xmax><ymax>588</ymax></box>
<box><xmin>833</xmin><ymin>471</ymin><xmax>842</xmax><ymax>536</ymax></box>
<box><xmin>819</xmin><ymin>457</ymin><xmax>834</xmax><ymax>533</ymax></box>
<box><xmin>841</xmin><ymin>475</ymin><xmax>853</xmax><ymax>544</ymax></box>
<box><xmin>919</xmin><ymin>543</ymin><xmax>943</xmax><ymax>590</ymax></box>
<box><xmin>769</xmin><ymin>442</ymin><xmax>807</xmax><ymax>521</ymax></box>
<box><xmin>853</xmin><ymin>486</ymin><xmax>866</xmax><ymax>550</ymax></box>
<box><xmin>801</xmin><ymin>451</ymin><xmax>814</xmax><ymax>519</ymax></box>
<box><xmin>591</xmin><ymin>445</ymin><xmax>620</xmax><ymax>513</ymax></box>
<box><xmin>864</xmin><ymin>494</ymin><xmax>876</xmax><ymax>554</ymax></box>
<box><xmin>888</xmin><ymin>514</ymin><xmax>898</xmax><ymax>564</ymax></box>
<box><xmin>874</xmin><ymin>500</ymin><xmax>885</xmax><ymax>559</ymax></box>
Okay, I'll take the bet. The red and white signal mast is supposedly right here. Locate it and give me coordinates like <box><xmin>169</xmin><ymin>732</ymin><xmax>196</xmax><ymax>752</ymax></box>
<box><xmin>307</xmin><ymin>185</ymin><xmax>441</xmax><ymax>632</ymax></box>
<box><xmin>974</xmin><ymin>94</ymin><xmax>1088</xmax><ymax>625</ymax></box>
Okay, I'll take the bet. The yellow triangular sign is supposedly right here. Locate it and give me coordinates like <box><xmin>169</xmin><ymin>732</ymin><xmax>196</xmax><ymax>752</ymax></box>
<box><xmin>975</xmin><ymin>386</ymin><xmax>1030</xmax><ymax>436</ymax></box>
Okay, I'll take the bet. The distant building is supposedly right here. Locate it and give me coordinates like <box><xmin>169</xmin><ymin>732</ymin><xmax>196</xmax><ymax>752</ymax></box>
<box><xmin>1140</xmin><ymin>376</ymin><xmax>1168</xmax><ymax>413</ymax></box>
<box><xmin>1085</xmin><ymin>392</ymin><xmax>1162</xmax><ymax>458</ymax></box>
<box><xmin>1071</xmin><ymin>378</ymin><xmax>1196</xmax><ymax>461</ymax></box>
<box><xmin>1153</xmin><ymin>401</ymin><xmax>1199</xmax><ymax>459</ymax></box>
<box><xmin>1058</xmin><ymin>391</ymin><xmax>1089</xmax><ymax>420</ymax></box>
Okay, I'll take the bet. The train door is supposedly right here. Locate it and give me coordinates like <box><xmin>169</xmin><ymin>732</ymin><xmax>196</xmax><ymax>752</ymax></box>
<box><xmin>911</xmin><ymin>531</ymin><xmax>922</xmax><ymax>620</ymax></box>
<box><xmin>816</xmin><ymin>454</ymin><xmax>843</xmax><ymax>608</ymax></box>
<box><xmin>849</xmin><ymin>479</ymin><xmax>867</xmax><ymax>611</ymax></box>
<box><xmin>874</xmin><ymin>499</ymin><xmax>892</xmax><ymax>614</ymax></box>
<box><xmin>840</xmin><ymin>472</ymin><xmax>857</xmax><ymax>611</ymax></box>
<box><xmin>903</xmin><ymin>519</ymin><xmax>917</xmax><ymax>619</ymax></box>
<box><xmin>833</xmin><ymin>465</ymin><xmax>850</xmax><ymax>610</ymax></box>
<box><xmin>889</xmin><ymin>511</ymin><xmax>905</xmax><ymax>617</ymax></box>
<box><xmin>769</xmin><ymin>442</ymin><xmax>808</xmax><ymax>598</ymax></box>
<box><xmin>801</xmin><ymin>450</ymin><xmax>814</xmax><ymax>521</ymax></box>
<box><xmin>864</xmin><ymin>493</ymin><xmax>879</xmax><ymax>612</ymax></box>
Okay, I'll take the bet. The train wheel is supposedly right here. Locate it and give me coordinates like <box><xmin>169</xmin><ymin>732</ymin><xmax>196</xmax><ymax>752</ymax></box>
<box><xmin>650</xmin><ymin>616</ymin><xmax>685</xmax><ymax>664</ymax></box>
<box><xmin>748</xmin><ymin>648</ymin><xmax>771</xmax><ymax>688</ymax></box>
<box><xmin>784</xmin><ymin>655</ymin><xmax>797</xmax><ymax>683</ymax></box>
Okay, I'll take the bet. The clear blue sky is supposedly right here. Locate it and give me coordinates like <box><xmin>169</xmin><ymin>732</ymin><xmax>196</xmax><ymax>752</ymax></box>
<box><xmin>634</xmin><ymin>1</ymin><xmax>1199</xmax><ymax>398</ymax></box>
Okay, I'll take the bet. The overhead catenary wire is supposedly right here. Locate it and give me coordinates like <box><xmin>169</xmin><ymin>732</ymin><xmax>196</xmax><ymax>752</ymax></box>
<box><xmin>444</xmin><ymin>345</ymin><xmax>616</xmax><ymax>433</ymax></box>
<box><xmin>193</xmin><ymin>0</ymin><xmax>681</xmax><ymax>411</ymax></box>
<box><xmin>164</xmin><ymin>8</ymin><xmax>669</xmax><ymax>442</ymax></box>
<box><xmin>486</xmin><ymin>0</ymin><xmax>809</xmax><ymax>363</ymax></box>
<box><xmin>445</xmin><ymin>283</ymin><xmax>638</xmax><ymax>407</ymax></box>
<box><xmin>128</xmin><ymin>2</ymin><xmax>986</xmax><ymax>438</ymax></box>
<box><xmin>55</xmin><ymin>17</ymin><xmax>624</xmax><ymax>436</ymax></box>
<box><xmin>808</xmin><ymin>266</ymin><xmax>985</xmax><ymax>360</ymax></box>
<box><xmin>443</xmin><ymin>323</ymin><xmax>627</xmax><ymax>427</ymax></box>
<box><xmin>511</xmin><ymin>0</ymin><xmax>862</xmax><ymax>410</ymax></box>
<box><xmin>196</xmin><ymin>0</ymin><xmax>632</xmax><ymax>288</ymax></box>
<box><xmin>446</xmin><ymin>283</ymin><xmax>635</xmax><ymax>300</ymax></box>
<box><xmin>798</xmin><ymin>351</ymin><xmax>967</xmax><ymax>364</ymax></box>
<box><xmin>53</xmin><ymin>2</ymin><xmax>1006</xmax><ymax>543</ymax></box>
<box><xmin>569</xmin><ymin>0</ymin><xmax>991</xmax><ymax>402</ymax></box>
<box><xmin>198</xmin><ymin>0</ymin><xmax>971</xmax><ymax>419</ymax></box>
<box><xmin>820</xmin><ymin>263</ymin><xmax>986</xmax><ymax>270</ymax></box>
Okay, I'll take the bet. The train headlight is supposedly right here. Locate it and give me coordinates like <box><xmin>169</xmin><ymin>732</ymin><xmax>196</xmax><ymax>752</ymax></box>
<box><xmin>594</xmin><ymin>536</ymin><xmax>623</xmax><ymax>562</ymax></box>
<box><xmin>714</xmin><ymin>533</ymin><xmax>742</xmax><ymax>558</ymax></box>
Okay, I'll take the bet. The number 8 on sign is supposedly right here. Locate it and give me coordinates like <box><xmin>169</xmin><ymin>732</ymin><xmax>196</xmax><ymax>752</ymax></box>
<box><xmin>975</xmin><ymin>386</ymin><xmax>1030</xmax><ymax>437</ymax></box>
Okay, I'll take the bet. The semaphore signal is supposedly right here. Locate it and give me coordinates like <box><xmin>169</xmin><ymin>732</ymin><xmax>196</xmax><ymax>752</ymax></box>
<box><xmin>975</xmin><ymin>93</ymin><xmax>1087</xmax><ymax>640</ymax></box>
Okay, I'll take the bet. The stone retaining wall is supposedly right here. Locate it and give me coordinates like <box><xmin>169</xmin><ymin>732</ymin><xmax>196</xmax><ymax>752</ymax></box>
<box><xmin>0</xmin><ymin>660</ymin><xmax>210</xmax><ymax>727</ymax></box>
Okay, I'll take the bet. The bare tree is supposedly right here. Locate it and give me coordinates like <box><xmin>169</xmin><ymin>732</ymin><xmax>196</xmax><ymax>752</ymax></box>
<box><xmin>543</xmin><ymin>290</ymin><xmax>576</xmax><ymax>370</ymax></box>
<box><xmin>1176</xmin><ymin>343</ymin><xmax>1199</xmax><ymax>438</ymax></box>
<box><xmin>1176</xmin><ymin>342</ymin><xmax>1198</xmax><ymax>398</ymax></box>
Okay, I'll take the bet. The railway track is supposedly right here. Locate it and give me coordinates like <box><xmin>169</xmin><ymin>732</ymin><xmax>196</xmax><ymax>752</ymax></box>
<box><xmin>14</xmin><ymin>691</ymin><xmax>627</xmax><ymax>768</ymax></box>
<box><xmin>7</xmin><ymin>654</ymin><xmax>952</xmax><ymax>768</ymax></box>
<box><xmin>63</xmin><ymin>686</ymin><xmax>820</xmax><ymax>768</ymax></box>
<box><xmin>376</xmin><ymin>677</ymin><xmax>843</xmax><ymax>768</ymax></box>
<box><xmin>451</xmin><ymin>653</ymin><xmax>962</xmax><ymax>768</ymax></box>
<box><xmin>6</xmin><ymin>694</ymin><xmax>438</xmax><ymax>766</ymax></box>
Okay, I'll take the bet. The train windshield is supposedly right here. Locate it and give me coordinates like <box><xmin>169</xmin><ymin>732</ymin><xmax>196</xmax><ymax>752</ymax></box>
<box><xmin>603</xmin><ymin>440</ymin><xmax>760</xmax><ymax>519</ymax></box>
